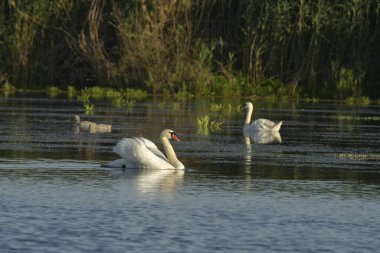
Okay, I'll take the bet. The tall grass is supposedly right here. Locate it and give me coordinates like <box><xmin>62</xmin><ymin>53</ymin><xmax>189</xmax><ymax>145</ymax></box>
<box><xmin>0</xmin><ymin>0</ymin><xmax>379</xmax><ymax>98</ymax></box>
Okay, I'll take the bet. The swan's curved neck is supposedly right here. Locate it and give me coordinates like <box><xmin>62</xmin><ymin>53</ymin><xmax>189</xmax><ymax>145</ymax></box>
<box><xmin>160</xmin><ymin>137</ymin><xmax>183</xmax><ymax>169</ymax></box>
<box><xmin>245</xmin><ymin>106</ymin><xmax>253</xmax><ymax>127</ymax></box>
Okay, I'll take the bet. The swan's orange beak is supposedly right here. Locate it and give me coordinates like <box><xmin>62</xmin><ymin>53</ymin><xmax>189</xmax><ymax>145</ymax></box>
<box><xmin>171</xmin><ymin>133</ymin><xmax>180</xmax><ymax>142</ymax></box>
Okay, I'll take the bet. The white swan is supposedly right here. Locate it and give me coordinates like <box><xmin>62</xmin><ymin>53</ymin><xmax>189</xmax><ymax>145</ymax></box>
<box><xmin>244</xmin><ymin>130</ymin><xmax>282</xmax><ymax>144</ymax></box>
<box><xmin>244</xmin><ymin>102</ymin><xmax>282</xmax><ymax>132</ymax></box>
<box><xmin>103</xmin><ymin>129</ymin><xmax>184</xmax><ymax>170</ymax></box>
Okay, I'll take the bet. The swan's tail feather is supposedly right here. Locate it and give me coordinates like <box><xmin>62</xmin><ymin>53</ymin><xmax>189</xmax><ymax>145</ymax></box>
<box><xmin>272</xmin><ymin>121</ymin><xmax>282</xmax><ymax>132</ymax></box>
<box><xmin>112</xmin><ymin>138</ymin><xmax>133</xmax><ymax>157</ymax></box>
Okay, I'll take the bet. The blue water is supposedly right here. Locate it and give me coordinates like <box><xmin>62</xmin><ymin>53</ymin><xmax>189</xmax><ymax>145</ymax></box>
<box><xmin>1</xmin><ymin>96</ymin><xmax>380</xmax><ymax>252</ymax></box>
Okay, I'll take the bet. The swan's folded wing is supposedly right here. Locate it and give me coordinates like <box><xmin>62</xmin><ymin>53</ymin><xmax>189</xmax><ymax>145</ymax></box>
<box><xmin>113</xmin><ymin>138</ymin><xmax>144</xmax><ymax>164</ymax></box>
<box><xmin>252</xmin><ymin>119</ymin><xmax>282</xmax><ymax>131</ymax></box>
<box><xmin>259</xmin><ymin>119</ymin><xmax>276</xmax><ymax>128</ymax></box>
<box><xmin>138</xmin><ymin>137</ymin><xmax>169</xmax><ymax>162</ymax></box>
<box><xmin>112</xmin><ymin>137</ymin><xmax>171</xmax><ymax>169</ymax></box>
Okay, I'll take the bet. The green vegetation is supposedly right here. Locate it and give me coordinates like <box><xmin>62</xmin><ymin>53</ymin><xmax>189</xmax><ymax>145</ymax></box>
<box><xmin>125</xmin><ymin>99</ymin><xmax>136</xmax><ymax>113</ymax></box>
<box><xmin>77</xmin><ymin>93</ymin><xmax>95</xmax><ymax>114</ymax></box>
<box><xmin>0</xmin><ymin>1</ymin><xmax>379</xmax><ymax>99</ymax></box>
<box><xmin>45</xmin><ymin>86</ymin><xmax>61</xmax><ymax>97</ymax></box>
<box><xmin>83</xmin><ymin>102</ymin><xmax>95</xmax><ymax>115</ymax></box>
<box><xmin>197</xmin><ymin>115</ymin><xmax>223</xmax><ymax>135</ymax></box>
<box><xmin>1</xmin><ymin>81</ymin><xmax>16</xmax><ymax>94</ymax></box>
<box><xmin>345</xmin><ymin>96</ymin><xmax>371</xmax><ymax>106</ymax></box>
<box><xmin>210</xmin><ymin>103</ymin><xmax>242</xmax><ymax>118</ymax></box>
<box><xmin>66</xmin><ymin>86</ymin><xmax>77</xmax><ymax>98</ymax></box>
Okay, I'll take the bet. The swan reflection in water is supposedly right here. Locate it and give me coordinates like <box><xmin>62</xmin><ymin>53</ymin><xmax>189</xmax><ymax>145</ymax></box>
<box><xmin>244</xmin><ymin>130</ymin><xmax>282</xmax><ymax>167</ymax></box>
<box><xmin>112</xmin><ymin>168</ymin><xmax>185</xmax><ymax>193</ymax></box>
<box><xmin>135</xmin><ymin>168</ymin><xmax>184</xmax><ymax>193</ymax></box>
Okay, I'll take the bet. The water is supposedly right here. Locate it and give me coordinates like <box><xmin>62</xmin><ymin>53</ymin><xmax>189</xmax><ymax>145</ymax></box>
<box><xmin>1</xmin><ymin>96</ymin><xmax>380</xmax><ymax>252</ymax></box>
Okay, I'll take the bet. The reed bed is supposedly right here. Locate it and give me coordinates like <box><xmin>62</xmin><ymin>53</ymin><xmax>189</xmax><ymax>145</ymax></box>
<box><xmin>0</xmin><ymin>0</ymin><xmax>379</xmax><ymax>99</ymax></box>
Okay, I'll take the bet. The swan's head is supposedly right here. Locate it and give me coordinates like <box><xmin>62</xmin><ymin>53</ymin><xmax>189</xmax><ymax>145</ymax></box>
<box><xmin>244</xmin><ymin>102</ymin><xmax>253</xmax><ymax>111</ymax></box>
<box><xmin>72</xmin><ymin>115</ymin><xmax>80</xmax><ymax>124</ymax></box>
<box><xmin>160</xmin><ymin>129</ymin><xmax>180</xmax><ymax>142</ymax></box>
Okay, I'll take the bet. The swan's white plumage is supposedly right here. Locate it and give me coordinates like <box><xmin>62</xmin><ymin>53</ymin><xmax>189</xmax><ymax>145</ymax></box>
<box><xmin>105</xmin><ymin>129</ymin><xmax>184</xmax><ymax>170</ymax></box>
<box><xmin>244</xmin><ymin>102</ymin><xmax>282</xmax><ymax>132</ymax></box>
<box><xmin>250</xmin><ymin>118</ymin><xmax>282</xmax><ymax>132</ymax></box>
<box><xmin>245</xmin><ymin>130</ymin><xmax>282</xmax><ymax>144</ymax></box>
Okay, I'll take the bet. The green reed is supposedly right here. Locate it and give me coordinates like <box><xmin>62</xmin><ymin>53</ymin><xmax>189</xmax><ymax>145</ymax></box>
<box><xmin>0</xmin><ymin>0</ymin><xmax>379</xmax><ymax>99</ymax></box>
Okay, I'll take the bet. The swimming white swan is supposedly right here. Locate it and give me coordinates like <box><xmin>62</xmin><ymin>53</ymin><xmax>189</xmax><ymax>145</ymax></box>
<box><xmin>244</xmin><ymin>130</ymin><xmax>282</xmax><ymax>144</ymax></box>
<box><xmin>103</xmin><ymin>129</ymin><xmax>184</xmax><ymax>170</ymax></box>
<box><xmin>243</xmin><ymin>102</ymin><xmax>282</xmax><ymax>132</ymax></box>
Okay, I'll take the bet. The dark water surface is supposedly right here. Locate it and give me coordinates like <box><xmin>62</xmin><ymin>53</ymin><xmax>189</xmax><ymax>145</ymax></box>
<box><xmin>1</xmin><ymin>96</ymin><xmax>380</xmax><ymax>252</ymax></box>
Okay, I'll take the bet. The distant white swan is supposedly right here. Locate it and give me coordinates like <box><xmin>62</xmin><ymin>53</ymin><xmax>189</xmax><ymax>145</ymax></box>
<box><xmin>243</xmin><ymin>102</ymin><xmax>282</xmax><ymax>132</ymax></box>
<box><xmin>103</xmin><ymin>129</ymin><xmax>184</xmax><ymax>170</ymax></box>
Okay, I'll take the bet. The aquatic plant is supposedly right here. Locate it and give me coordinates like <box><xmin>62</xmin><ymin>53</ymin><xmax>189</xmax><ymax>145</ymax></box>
<box><xmin>304</xmin><ymin>98</ymin><xmax>320</xmax><ymax>103</ymax></box>
<box><xmin>113</xmin><ymin>96</ymin><xmax>125</xmax><ymax>108</ymax></box>
<box><xmin>79</xmin><ymin>92</ymin><xmax>96</xmax><ymax>115</ymax></box>
<box><xmin>172</xmin><ymin>102</ymin><xmax>182</xmax><ymax>111</ymax></box>
<box><xmin>345</xmin><ymin>96</ymin><xmax>371</xmax><ymax>106</ymax></box>
<box><xmin>83</xmin><ymin>102</ymin><xmax>95</xmax><ymax>115</ymax></box>
<box><xmin>80</xmin><ymin>87</ymin><xmax>122</xmax><ymax>100</ymax></box>
<box><xmin>77</xmin><ymin>93</ymin><xmax>91</xmax><ymax>104</ymax></box>
<box><xmin>175</xmin><ymin>84</ymin><xmax>189</xmax><ymax>100</ymax></box>
<box><xmin>210</xmin><ymin>103</ymin><xmax>241</xmax><ymax>118</ymax></box>
<box><xmin>124</xmin><ymin>89</ymin><xmax>148</xmax><ymax>100</ymax></box>
<box><xmin>46</xmin><ymin>86</ymin><xmax>61</xmax><ymax>97</ymax></box>
<box><xmin>66</xmin><ymin>86</ymin><xmax>77</xmax><ymax>98</ymax></box>
<box><xmin>334</xmin><ymin>65</ymin><xmax>365</xmax><ymax>99</ymax></box>
<box><xmin>197</xmin><ymin>115</ymin><xmax>210</xmax><ymax>135</ymax></box>
<box><xmin>210</xmin><ymin>104</ymin><xmax>223</xmax><ymax>114</ymax></box>
<box><xmin>1</xmin><ymin>81</ymin><xmax>16</xmax><ymax>94</ymax></box>
<box><xmin>197</xmin><ymin>115</ymin><xmax>223</xmax><ymax>135</ymax></box>
<box><xmin>158</xmin><ymin>102</ymin><xmax>166</xmax><ymax>109</ymax></box>
<box><xmin>126</xmin><ymin>99</ymin><xmax>136</xmax><ymax>113</ymax></box>
<box><xmin>209</xmin><ymin>120</ymin><xmax>223</xmax><ymax>131</ymax></box>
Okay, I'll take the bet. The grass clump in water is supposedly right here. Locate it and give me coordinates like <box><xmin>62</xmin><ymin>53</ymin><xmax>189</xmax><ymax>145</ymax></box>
<box><xmin>210</xmin><ymin>103</ymin><xmax>241</xmax><ymax>118</ymax></box>
<box><xmin>77</xmin><ymin>93</ymin><xmax>95</xmax><ymax>115</ymax></box>
<box><xmin>83</xmin><ymin>102</ymin><xmax>95</xmax><ymax>115</ymax></box>
<box><xmin>67</xmin><ymin>86</ymin><xmax>77</xmax><ymax>98</ymax></box>
<box><xmin>112</xmin><ymin>96</ymin><xmax>125</xmax><ymax>108</ymax></box>
<box><xmin>1</xmin><ymin>81</ymin><xmax>16</xmax><ymax>95</ymax></box>
<box><xmin>345</xmin><ymin>96</ymin><xmax>371</xmax><ymax>106</ymax></box>
<box><xmin>46</xmin><ymin>86</ymin><xmax>61</xmax><ymax>97</ymax></box>
<box><xmin>197</xmin><ymin>115</ymin><xmax>223</xmax><ymax>135</ymax></box>
<box><xmin>124</xmin><ymin>89</ymin><xmax>148</xmax><ymax>100</ymax></box>
<box><xmin>126</xmin><ymin>99</ymin><xmax>136</xmax><ymax>113</ymax></box>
